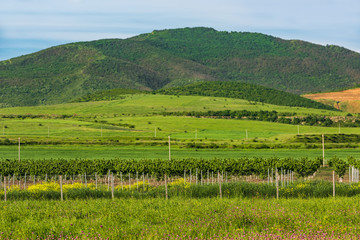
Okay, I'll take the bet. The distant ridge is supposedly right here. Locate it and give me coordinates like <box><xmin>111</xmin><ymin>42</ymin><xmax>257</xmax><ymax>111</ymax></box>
<box><xmin>156</xmin><ymin>81</ymin><xmax>337</xmax><ymax>111</ymax></box>
<box><xmin>1</xmin><ymin>27</ymin><xmax>360</xmax><ymax>107</ymax></box>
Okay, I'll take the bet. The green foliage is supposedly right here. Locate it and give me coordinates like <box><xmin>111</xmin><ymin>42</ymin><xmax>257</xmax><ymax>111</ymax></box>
<box><xmin>0</xmin><ymin>157</ymin><xmax>321</xmax><ymax>178</ymax></box>
<box><xmin>293</xmin><ymin>157</ymin><xmax>322</xmax><ymax>177</ymax></box>
<box><xmin>1</xmin><ymin>27</ymin><xmax>360</xmax><ymax>107</ymax></box>
<box><xmin>163</xmin><ymin>110</ymin><xmax>360</xmax><ymax>127</ymax></box>
<box><xmin>157</xmin><ymin>81</ymin><xmax>336</xmax><ymax>110</ymax></box>
<box><xmin>328</xmin><ymin>156</ymin><xmax>348</xmax><ymax>178</ymax></box>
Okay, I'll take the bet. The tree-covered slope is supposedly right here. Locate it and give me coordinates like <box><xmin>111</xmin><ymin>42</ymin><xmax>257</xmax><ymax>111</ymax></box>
<box><xmin>1</xmin><ymin>27</ymin><xmax>360</xmax><ymax>107</ymax></box>
<box><xmin>156</xmin><ymin>81</ymin><xmax>337</xmax><ymax>110</ymax></box>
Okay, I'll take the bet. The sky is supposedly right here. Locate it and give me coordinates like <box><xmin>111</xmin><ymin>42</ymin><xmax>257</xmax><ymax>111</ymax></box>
<box><xmin>1</xmin><ymin>0</ymin><xmax>359</xmax><ymax>60</ymax></box>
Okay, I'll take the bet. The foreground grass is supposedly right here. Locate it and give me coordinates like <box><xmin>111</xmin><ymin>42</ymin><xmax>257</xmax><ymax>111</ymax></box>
<box><xmin>0</xmin><ymin>197</ymin><xmax>359</xmax><ymax>239</ymax></box>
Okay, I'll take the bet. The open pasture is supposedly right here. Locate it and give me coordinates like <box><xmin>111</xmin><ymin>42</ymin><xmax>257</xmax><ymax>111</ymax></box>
<box><xmin>1</xmin><ymin>115</ymin><xmax>358</xmax><ymax>140</ymax></box>
<box><xmin>0</xmin><ymin>197</ymin><xmax>359</xmax><ymax>239</ymax></box>
<box><xmin>0</xmin><ymin>94</ymin><xmax>342</xmax><ymax>117</ymax></box>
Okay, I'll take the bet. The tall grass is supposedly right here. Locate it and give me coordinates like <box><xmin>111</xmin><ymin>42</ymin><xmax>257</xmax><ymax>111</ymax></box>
<box><xmin>0</xmin><ymin>197</ymin><xmax>360</xmax><ymax>239</ymax></box>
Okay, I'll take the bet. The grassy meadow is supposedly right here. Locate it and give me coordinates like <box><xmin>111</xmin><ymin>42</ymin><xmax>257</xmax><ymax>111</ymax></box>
<box><xmin>0</xmin><ymin>94</ymin><xmax>343</xmax><ymax>116</ymax></box>
<box><xmin>0</xmin><ymin>197</ymin><xmax>359</xmax><ymax>239</ymax></box>
<box><xmin>1</xmin><ymin>115</ymin><xmax>358</xmax><ymax>139</ymax></box>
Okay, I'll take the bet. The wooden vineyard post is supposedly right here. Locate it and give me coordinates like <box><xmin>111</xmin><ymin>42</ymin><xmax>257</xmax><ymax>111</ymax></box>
<box><xmin>349</xmin><ymin>166</ymin><xmax>351</xmax><ymax>183</ymax></box>
<box><xmin>120</xmin><ymin>172</ymin><xmax>123</xmax><ymax>190</ymax></box>
<box><xmin>275</xmin><ymin>168</ymin><xmax>279</xmax><ymax>200</ymax></box>
<box><xmin>333</xmin><ymin>170</ymin><xmax>336</xmax><ymax>198</ymax></box>
<box><xmin>24</xmin><ymin>173</ymin><xmax>26</xmax><ymax>189</ymax></box>
<box><xmin>60</xmin><ymin>175</ymin><xmax>63</xmax><ymax>201</ymax></box>
<box><xmin>147</xmin><ymin>173</ymin><xmax>149</xmax><ymax>191</ymax></box>
<box><xmin>168</xmin><ymin>136</ymin><xmax>171</xmax><ymax>161</ymax></box>
<box><xmin>142</xmin><ymin>173</ymin><xmax>145</xmax><ymax>191</ymax></box>
<box><xmin>201</xmin><ymin>170</ymin><xmax>203</xmax><ymax>185</ymax></box>
<box><xmin>111</xmin><ymin>172</ymin><xmax>114</xmax><ymax>199</ymax></box>
<box><xmin>322</xmin><ymin>134</ymin><xmax>325</xmax><ymax>166</ymax></box>
<box><xmin>95</xmin><ymin>173</ymin><xmax>98</xmax><ymax>189</ymax></box>
<box><xmin>196</xmin><ymin>169</ymin><xmax>198</xmax><ymax>185</ymax></box>
<box><xmin>107</xmin><ymin>170</ymin><xmax>110</xmax><ymax>191</ymax></box>
<box><xmin>136</xmin><ymin>171</ymin><xmax>139</xmax><ymax>191</ymax></box>
<box><xmin>18</xmin><ymin>137</ymin><xmax>21</xmax><ymax>161</ymax></box>
<box><xmin>129</xmin><ymin>172</ymin><xmax>131</xmax><ymax>189</ymax></box>
<box><xmin>164</xmin><ymin>173</ymin><xmax>168</xmax><ymax>200</ymax></box>
<box><xmin>184</xmin><ymin>170</ymin><xmax>186</xmax><ymax>184</ymax></box>
<box><xmin>4</xmin><ymin>176</ymin><xmax>6</xmax><ymax>202</ymax></box>
<box><xmin>85</xmin><ymin>172</ymin><xmax>87</xmax><ymax>187</ymax></box>
<box><xmin>218</xmin><ymin>171</ymin><xmax>222</xmax><ymax>199</ymax></box>
<box><xmin>189</xmin><ymin>169</ymin><xmax>192</xmax><ymax>184</ymax></box>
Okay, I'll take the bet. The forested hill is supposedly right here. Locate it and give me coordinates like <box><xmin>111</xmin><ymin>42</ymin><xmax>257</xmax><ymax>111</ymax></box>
<box><xmin>156</xmin><ymin>81</ymin><xmax>337</xmax><ymax>111</ymax></box>
<box><xmin>1</xmin><ymin>27</ymin><xmax>360</xmax><ymax>107</ymax></box>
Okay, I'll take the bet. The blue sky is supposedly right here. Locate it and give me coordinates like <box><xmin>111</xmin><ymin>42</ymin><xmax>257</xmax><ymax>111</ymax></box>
<box><xmin>1</xmin><ymin>0</ymin><xmax>359</xmax><ymax>60</ymax></box>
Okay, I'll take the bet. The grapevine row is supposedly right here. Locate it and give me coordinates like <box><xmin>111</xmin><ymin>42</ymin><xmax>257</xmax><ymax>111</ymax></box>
<box><xmin>0</xmin><ymin>157</ymin><xmax>322</xmax><ymax>177</ymax></box>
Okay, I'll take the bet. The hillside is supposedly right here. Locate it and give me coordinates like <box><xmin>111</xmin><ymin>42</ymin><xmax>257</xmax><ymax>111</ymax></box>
<box><xmin>304</xmin><ymin>88</ymin><xmax>360</xmax><ymax>113</ymax></box>
<box><xmin>1</xmin><ymin>27</ymin><xmax>360</xmax><ymax>107</ymax></box>
<box><xmin>156</xmin><ymin>81</ymin><xmax>336</xmax><ymax>110</ymax></box>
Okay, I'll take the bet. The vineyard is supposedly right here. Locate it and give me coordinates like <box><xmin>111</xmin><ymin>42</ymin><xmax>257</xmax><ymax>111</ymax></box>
<box><xmin>0</xmin><ymin>157</ymin><xmax>359</xmax><ymax>201</ymax></box>
<box><xmin>0</xmin><ymin>157</ymin><xmax>323</xmax><ymax>177</ymax></box>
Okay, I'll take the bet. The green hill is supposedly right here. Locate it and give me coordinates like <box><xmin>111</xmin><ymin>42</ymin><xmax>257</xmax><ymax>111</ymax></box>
<box><xmin>71</xmin><ymin>88</ymin><xmax>145</xmax><ymax>102</ymax></box>
<box><xmin>156</xmin><ymin>81</ymin><xmax>337</xmax><ymax>110</ymax></box>
<box><xmin>1</xmin><ymin>27</ymin><xmax>360</xmax><ymax>107</ymax></box>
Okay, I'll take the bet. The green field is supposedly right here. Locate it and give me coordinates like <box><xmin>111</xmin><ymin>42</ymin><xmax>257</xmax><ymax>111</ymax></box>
<box><xmin>0</xmin><ymin>94</ymin><xmax>359</xmax><ymax>161</ymax></box>
<box><xmin>1</xmin><ymin>145</ymin><xmax>360</xmax><ymax>160</ymax></box>
<box><xmin>1</xmin><ymin>116</ymin><xmax>357</xmax><ymax>139</ymax></box>
<box><xmin>0</xmin><ymin>94</ymin><xmax>342</xmax><ymax>116</ymax></box>
<box><xmin>0</xmin><ymin>197</ymin><xmax>359</xmax><ymax>239</ymax></box>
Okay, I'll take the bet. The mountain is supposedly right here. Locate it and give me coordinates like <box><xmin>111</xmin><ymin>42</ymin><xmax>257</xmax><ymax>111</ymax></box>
<box><xmin>1</xmin><ymin>27</ymin><xmax>360</xmax><ymax>107</ymax></box>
